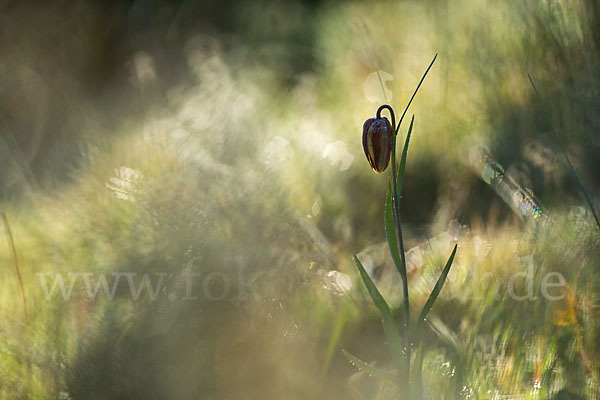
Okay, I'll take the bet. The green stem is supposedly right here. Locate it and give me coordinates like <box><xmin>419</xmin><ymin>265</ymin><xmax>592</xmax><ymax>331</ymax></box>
<box><xmin>375</xmin><ymin>54</ymin><xmax>438</xmax><ymax>395</ymax></box>
<box><xmin>2</xmin><ymin>212</ymin><xmax>29</xmax><ymax>337</ymax></box>
<box><xmin>392</xmin><ymin>132</ymin><xmax>411</xmax><ymax>391</ymax></box>
<box><xmin>377</xmin><ymin>104</ymin><xmax>410</xmax><ymax>393</ymax></box>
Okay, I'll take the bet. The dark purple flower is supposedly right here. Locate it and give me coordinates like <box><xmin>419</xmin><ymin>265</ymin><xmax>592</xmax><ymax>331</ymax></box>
<box><xmin>362</xmin><ymin>116</ymin><xmax>393</xmax><ymax>173</ymax></box>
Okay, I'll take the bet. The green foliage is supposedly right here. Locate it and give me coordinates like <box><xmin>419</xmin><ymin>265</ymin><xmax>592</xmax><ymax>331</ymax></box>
<box><xmin>385</xmin><ymin>180</ymin><xmax>405</xmax><ymax>282</ymax></box>
<box><xmin>413</xmin><ymin>245</ymin><xmax>457</xmax><ymax>336</ymax></box>
<box><xmin>351</xmin><ymin>54</ymin><xmax>458</xmax><ymax>398</ymax></box>
<box><xmin>1</xmin><ymin>1</ymin><xmax>600</xmax><ymax>399</ymax></box>
<box><xmin>353</xmin><ymin>255</ymin><xmax>405</xmax><ymax>376</ymax></box>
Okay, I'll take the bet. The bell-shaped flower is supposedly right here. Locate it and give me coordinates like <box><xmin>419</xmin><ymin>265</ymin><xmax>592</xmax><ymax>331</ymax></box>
<box><xmin>362</xmin><ymin>116</ymin><xmax>393</xmax><ymax>173</ymax></box>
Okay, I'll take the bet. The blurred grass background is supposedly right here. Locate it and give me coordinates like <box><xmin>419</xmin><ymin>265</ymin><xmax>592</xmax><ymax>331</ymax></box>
<box><xmin>0</xmin><ymin>0</ymin><xmax>599</xmax><ymax>399</ymax></box>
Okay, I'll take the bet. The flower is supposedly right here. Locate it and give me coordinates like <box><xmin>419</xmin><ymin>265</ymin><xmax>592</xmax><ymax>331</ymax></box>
<box><xmin>362</xmin><ymin>116</ymin><xmax>393</xmax><ymax>173</ymax></box>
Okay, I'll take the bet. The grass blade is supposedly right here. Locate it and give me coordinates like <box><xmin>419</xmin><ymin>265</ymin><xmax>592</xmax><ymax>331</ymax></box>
<box><xmin>385</xmin><ymin>180</ymin><xmax>405</xmax><ymax>281</ymax></box>
<box><xmin>2</xmin><ymin>212</ymin><xmax>29</xmax><ymax>335</ymax></box>
<box><xmin>396</xmin><ymin>115</ymin><xmax>414</xmax><ymax>202</ymax></box>
<box><xmin>353</xmin><ymin>255</ymin><xmax>405</xmax><ymax>372</ymax></box>
<box><xmin>322</xmin><ymin>300</ymin><xmax>353</xmax><ymax>376</ymax></box>
<box><xmin>395</xmin><ymin>54</ymin><xmax>437</xmax><ymax>133</ymax></box>
<box><xmin>410</xmin><ymin>343</ymin><xmax>424</xmax><ymax>400</ymax></box>
<box><xmin>413</xmin><ymin>244</ymin><xmax>457</xmax><ymax>334</ymax></box>
<box><xmin>342</xmin><ymin>349</ymin><xmax>397</xmax><ymax>384</ymax></box>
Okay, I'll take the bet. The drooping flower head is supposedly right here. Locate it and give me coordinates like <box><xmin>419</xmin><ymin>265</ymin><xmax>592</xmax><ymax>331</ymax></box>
<box><xmin>362</xmin><ymin>116</ymin><xmax>393</xmax><ymax>173</ymax></box>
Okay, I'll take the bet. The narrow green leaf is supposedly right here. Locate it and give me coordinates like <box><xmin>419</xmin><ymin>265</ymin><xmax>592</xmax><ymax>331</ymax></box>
<box><xmin>385</xmin><ymin>180</ymin><xmax>405</xmax><ymax>281</ymax></box>
<box><xmin>410</xmin><ymin>343</ymin><xmax>424</xmax><ymax>400</ymax></box>
<box><xmin>396</xmin><ymin>115</ymin><xmax>414</xmax><ymax>202</ymax></box>
<box><xmin>353</xmin><ymin>255</ymin><xmax>405</xmax><ymax>370</ymax></box>
<box><xmin>322</xmin><ymin>300</ymin><xmax>353</xmax><ymax>376</ymax></box>
<box><xmin>342</xmin><ymin>349</ymin><xmax>397</xmax><ymax>384</ymax></box>
<box><xmin>413</xmin><ymin>244</ymin><xmax>457</xmax><ymax>334</ymax></box>
<box><xmin>395</xmin><ymin>53</ymin><xmax>437</xmax><ymax>133</ymax></box>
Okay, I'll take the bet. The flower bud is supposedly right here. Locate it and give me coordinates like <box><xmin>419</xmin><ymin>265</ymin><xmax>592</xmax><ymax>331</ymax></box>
<box><xmin>362</xmin><ymin>116</ymin><xmax>393</xmax><ymax>173</ymax></box>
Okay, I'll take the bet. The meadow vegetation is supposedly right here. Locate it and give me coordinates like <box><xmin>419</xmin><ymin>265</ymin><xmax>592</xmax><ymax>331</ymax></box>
<box><xmin>0</xmin><ymin>0</ymin><xmax>599</xmax><ymax>399</ymax></box>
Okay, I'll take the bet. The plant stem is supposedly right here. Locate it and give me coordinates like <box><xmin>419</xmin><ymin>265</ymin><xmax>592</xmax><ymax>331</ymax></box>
<box><xmin>377</xmin><ymin>104</ymin><xmax>410</xmax><ymax>393</ymax></box>
<box><xmin>375</xmin><ymin>54</ymin><xmax>438</xmax><ymax>396</ymax></box>
<box><xmin>391</xmin><ymin>132</ymin><xmax>411</xmax><ymax>391</ymax></box>
<box><xmin>2</xmin><ymin>212</ymin><xmax>29</xmax><ymax>335</ymax></box>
